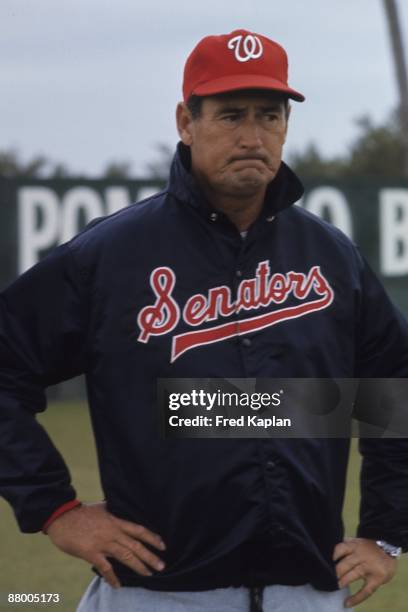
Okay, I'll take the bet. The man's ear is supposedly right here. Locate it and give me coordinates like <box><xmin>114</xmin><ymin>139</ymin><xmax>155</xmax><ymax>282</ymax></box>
<box><xmin>283</xmin><ymin>102</ymin><xmax>291</xmax><ymax>144</ymax></box>
<box><xmin>176</xmin><ymin>102</ymin><xmax>194</xmax><ymax>146</ymax></box>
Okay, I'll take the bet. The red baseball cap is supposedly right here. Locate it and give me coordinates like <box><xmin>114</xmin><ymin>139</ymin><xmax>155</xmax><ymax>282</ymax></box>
<box><xmin>183</xmin><ymin>29</ymin><xmax>305</xmax><ymax>103</ymax></box>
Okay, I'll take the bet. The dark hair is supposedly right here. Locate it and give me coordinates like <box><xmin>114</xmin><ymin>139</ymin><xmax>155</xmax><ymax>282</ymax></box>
<box><xmin>186</xmin><ymin>91</ymin><xmax>290</xmax><ymax>120</ymax></box>
<box><xmin>186</xmin><ymin>95</ymin><xmax>204</xmax><ymax>119</ymax></box>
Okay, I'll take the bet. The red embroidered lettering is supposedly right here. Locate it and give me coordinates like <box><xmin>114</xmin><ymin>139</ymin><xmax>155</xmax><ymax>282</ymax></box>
<box><xmin>183</xmin><ymin>294</ymin><xmax>208</xmax><ymax>326</ymax></box>
<box><xmin>136</xmin><ymin>262</ymin><xmax>335</xmax><ymax>362</ymax></box>
<box><xmin>172</xmin><ymin>284</ymin><xmax>334</xmax><ymax>362</ymax></box>
<box><xmin>256</xmin><ymin>260</ymin><xmax>270</xmax><ymax>306</ymax></box>
<box><xmin>137</xmin><ymin>267</ymin><xmax>180</xmax><ymax>342</ymax></box>
<box><xmin>268</xmin><ymin>273</ymin><xmax>290</xmax><ymax>303</ymax></box>
<box><xmin>236</xmin><ymin>278</ymin><xmax>257</xmax><ymax>312</ymax></box>
<box><xmin>207</xmin><ymin>286</ymin><xmax>235</xmax><ymax>320</ymax></box>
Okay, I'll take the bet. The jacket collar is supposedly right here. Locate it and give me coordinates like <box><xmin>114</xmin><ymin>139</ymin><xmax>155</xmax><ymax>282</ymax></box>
<box><xmin>167</xmin><ymin>141</ymin><xmax>304</xmax><ymax>220</ymax></box>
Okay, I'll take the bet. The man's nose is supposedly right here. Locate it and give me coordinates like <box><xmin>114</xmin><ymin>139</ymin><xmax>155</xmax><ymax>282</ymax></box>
<box><xmin>238</xmin><ymin>117</ymin><xmax>263</xmax><ymax>148</ymax></box>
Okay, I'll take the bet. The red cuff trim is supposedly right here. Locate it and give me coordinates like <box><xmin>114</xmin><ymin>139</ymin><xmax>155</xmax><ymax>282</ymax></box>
<box><xmin>42</xmin><ymin>499</ymin><xmax>82</xmax><ymax>533</ymax></box>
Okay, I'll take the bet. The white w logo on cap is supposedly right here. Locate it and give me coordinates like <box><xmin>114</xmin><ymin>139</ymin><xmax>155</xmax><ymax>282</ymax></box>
<box><xmin>227</xmin><ymin>34</ymin><xmax>263</xmax><ymax>63</ymax></box>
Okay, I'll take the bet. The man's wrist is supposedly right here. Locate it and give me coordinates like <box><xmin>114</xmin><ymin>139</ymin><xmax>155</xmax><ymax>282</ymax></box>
<box><xmin>375</xmin><ymin>540</ymin><xmax>402</xmax><ymax>558</ymax></box>
<box><xmin>42</xmin><ymin>500</ymin><xmax>82</xmax><ymax>534</ymax></box>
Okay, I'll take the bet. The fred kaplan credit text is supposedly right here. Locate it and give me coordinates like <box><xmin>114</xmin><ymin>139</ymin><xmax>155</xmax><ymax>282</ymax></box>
<box><xmin>168</xmin><ymin>414</ymin><xmax>292</xmax><ymax>428</ymax></box>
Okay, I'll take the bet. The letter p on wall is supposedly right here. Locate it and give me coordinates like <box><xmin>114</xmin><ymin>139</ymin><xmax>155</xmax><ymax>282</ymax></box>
<box><xmin>18</xmin><ymin>187</ymin><xmax>60</xmax><ymax>273</ymax></box>
<box><xmin>17</xmin><ymin>186</ymin><xmax>106</xmax><ymax>273</ymax></box>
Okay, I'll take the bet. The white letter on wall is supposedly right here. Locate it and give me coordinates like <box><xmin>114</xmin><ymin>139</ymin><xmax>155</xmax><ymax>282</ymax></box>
<box><xmin>60</xmin><ymin>187</ymin><xmax>103</xmax><ymax>243</ymax></box>
<box><xmin>18</xmin><ymin>187</ymin><xmax>59</xmax><ymax>273</ymax></box>
<box><xmin>304</xmin><ymin>187</ymin><xmax>353</xmax><ymax>238</ymax></box>
<box><xmin>105</xmin><ymin>187</ymin><xmax>131</xmax><ymax>215</ymax></box>
<box><xmin>380</xmin><ymin>189</ymin><xmax>408</xmax><ymax>276</ymax></box>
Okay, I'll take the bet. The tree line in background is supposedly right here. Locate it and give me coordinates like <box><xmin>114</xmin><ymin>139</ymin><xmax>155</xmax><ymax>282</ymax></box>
<box><xmin>0</xmin><ymin>110</ymin><xmax>406</xmax><ymax>181</ymax></box>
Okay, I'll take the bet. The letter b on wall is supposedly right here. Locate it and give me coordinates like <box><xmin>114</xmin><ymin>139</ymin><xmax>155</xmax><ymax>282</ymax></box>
<box><xmin>380</xmin><ymin>189</ymin><xmax>408</xmax><ymax>276</ymax></box>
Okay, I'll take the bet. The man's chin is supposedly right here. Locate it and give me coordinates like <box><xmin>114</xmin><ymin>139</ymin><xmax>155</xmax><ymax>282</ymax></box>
<box><xmin>229</xmin><ymin>173</ymin><xmax>269</xmax><ymax>197</ymax></box>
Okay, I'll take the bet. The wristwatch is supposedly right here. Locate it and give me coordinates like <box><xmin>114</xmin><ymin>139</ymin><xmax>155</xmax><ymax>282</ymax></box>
<box><xmin>375</xmin><ymin>540</ymin><xmax>402</xmax><ymax>558</ymax></box>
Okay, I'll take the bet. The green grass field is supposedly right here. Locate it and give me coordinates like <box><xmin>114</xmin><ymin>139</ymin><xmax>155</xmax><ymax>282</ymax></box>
<box><xmin>1</xmin><ymin>401</ymin><xmax>407</xmax><ymax>611</ymax></box>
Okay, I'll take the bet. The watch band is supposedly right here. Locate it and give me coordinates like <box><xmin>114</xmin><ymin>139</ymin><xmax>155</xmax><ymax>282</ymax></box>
<box><xmin>375</xmin><ymin>540</ymin><xmax>402</xmax><ymax>558</ymax></box>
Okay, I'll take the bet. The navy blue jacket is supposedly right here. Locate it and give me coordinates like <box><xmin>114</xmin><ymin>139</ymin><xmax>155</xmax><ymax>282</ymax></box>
<box><xmin>1</xmin><ymin>143</ymin><xmax>408</xmax><ymax>591</ymax></box>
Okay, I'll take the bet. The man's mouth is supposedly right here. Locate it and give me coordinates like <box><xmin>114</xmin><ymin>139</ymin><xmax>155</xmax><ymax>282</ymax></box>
<box><xmin>229</xmin><ymin>157</ymin><xmax>267</xmax><ymax>171</ymax></box>
<box><xmin>230</xmin><ymin>155</ymin><xmax>266</xmax><ymax>163</ymax></box>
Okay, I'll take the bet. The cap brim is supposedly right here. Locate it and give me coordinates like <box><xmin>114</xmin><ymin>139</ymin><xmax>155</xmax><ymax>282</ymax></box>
<box><xmin>193</xmin><ymin>74</ymin><xmax>305</xmax><ymax>102</ymax></box>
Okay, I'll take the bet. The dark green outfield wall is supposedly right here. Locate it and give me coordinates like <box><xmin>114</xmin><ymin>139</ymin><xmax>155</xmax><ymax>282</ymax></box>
<box><xmin>0</xmin><ymin>177</ymin><xmax>407</xmax><ymax>315</ymax></box>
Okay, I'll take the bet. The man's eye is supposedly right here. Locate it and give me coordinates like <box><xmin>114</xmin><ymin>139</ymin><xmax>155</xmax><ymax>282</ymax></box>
<box><xmin>264</xmin><ymin>113</ymin><xmax>279</xmax><ymax>121</ymax></box>
<box><xmin>221</xmin><ymin>114</ymin><xmax>240</xmax><ymax>122</ymax></box>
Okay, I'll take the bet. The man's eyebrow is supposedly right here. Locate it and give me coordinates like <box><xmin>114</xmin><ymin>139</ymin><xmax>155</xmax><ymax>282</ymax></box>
<box><xmin>259</xmin><ymin>104</ymin><xmax>284</xmax><ymax>112</ymax></box>
<box><xmin>214</xmin><ymin>103</ymin><xmax>284</xmax><ymax>116</ymax></box>
<box><xmin>214</xmin><ymin>105</ymin><xmax>246</xmax><ymax>116</ymax></box>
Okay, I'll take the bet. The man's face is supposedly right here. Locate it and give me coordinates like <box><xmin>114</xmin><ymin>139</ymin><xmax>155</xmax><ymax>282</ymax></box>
<box><xmin>176</xmin><ymin>91</ymin><xmax>290</xmax><ymax>200</ymax></box>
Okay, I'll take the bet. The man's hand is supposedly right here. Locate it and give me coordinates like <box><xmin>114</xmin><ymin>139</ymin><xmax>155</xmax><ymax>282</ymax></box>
<box><xmin>333</xmin><ymin>536</ymin><xmax>397</xmax><ymax>608</ymax></box>
<box><xmin>45</xmin><ymin>502</ymin><xmax>166</xmax><ymax>589</ymax></box>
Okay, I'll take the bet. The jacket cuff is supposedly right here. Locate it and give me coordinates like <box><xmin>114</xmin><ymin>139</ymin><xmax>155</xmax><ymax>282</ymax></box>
<box><xmin>42</xmin><ymin>499</ymin><xmax>82</xmax><ymax>533</ymax></box>
<box><xmin>357</xmin><ymin>525</ymin><xmax>408</xmax><ymax>553</ymax></box>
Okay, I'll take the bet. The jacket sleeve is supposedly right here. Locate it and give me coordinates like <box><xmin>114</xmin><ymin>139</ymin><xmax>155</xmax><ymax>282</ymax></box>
<box><xmin>0</xmin><ymin>242</ymin><xmax>90</xmax><ymax>533</ymax></box>
<box><xmin>355</xmin><ymin>256</ymin><xmax>408</xmax><ymax>550</ymax></box>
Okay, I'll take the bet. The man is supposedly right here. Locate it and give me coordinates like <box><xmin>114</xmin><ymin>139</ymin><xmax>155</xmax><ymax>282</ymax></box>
<box><xmin>1</xmin><ymin>29</ymin><xmax>408</xmax><ymax>612</ymax></box>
